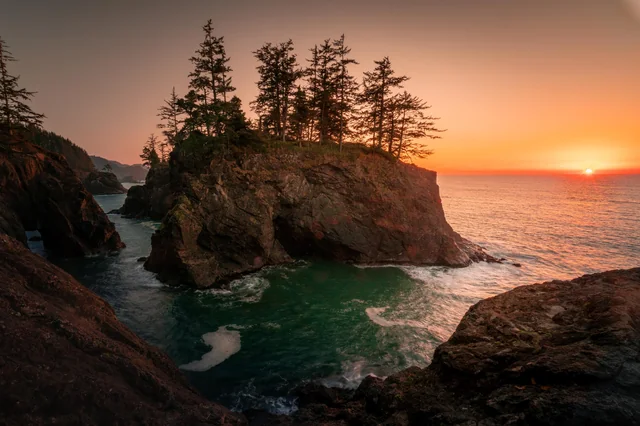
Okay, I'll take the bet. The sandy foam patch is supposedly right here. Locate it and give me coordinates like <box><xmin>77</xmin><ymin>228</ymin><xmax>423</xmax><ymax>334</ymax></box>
<box><xmin>180</xmin><ymin>326</ymin><xmax>241</xmax><ymax>372</ymax></box>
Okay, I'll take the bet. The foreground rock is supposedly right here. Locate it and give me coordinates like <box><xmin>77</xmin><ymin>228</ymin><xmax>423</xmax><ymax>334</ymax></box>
<box><xmin>144</xmin><ymin>148</ymin><xmax>492</xmax><ymax>288</ymax></box>
<box><xmin>0</xmin><ymin>138</ymin><xmax>123</xmax><ymax>256</ymax></box>
<box><xmin>0</xmin><ymin>234</ymin><xmax>245</xmax><ymax>425</ymax></box>
<box><xmin>81</xmin><ymin>170</ymin><xmax>127</xmax><ymax>195</ymax></box>
<box><xmin>250</xmin><ymin>268</ymin><xmax>640</xmax><ymax>425</ymax></box>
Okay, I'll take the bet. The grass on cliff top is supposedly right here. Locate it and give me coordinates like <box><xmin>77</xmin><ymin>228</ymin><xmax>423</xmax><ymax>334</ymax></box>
<box><xmin>262</xmin><ymin>139</ymin><xmax>397</xmax><ymax>162</ymax></box>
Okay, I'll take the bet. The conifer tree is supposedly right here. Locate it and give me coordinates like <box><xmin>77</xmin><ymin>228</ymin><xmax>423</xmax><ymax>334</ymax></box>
<box><xmin>157</xmin><ymin>87</ymin><xmax>184</xmax><ymax>147</ymax></box>
<box><xmin>305</xmin><ymin>46</ymin><xmax>320</xmax><ymax>142</ymax></box>
<box><xmin>226</xmin><ymin>96</ymin><xmax>249</xmax><ymax>132</ymax></box>
<box><xmin>390</xmin><ymin>91</ymin><xmax>443</xmax><ymax>159</ymax></box>
<box><xmin>0</xmin><ymin>37</ymin><xmax>45</xmax><ymax>134</ymax></box>
<box><xmin>188</xmin><ymin>20</ymin><xmax>235</xmax><ymax>137</ymax></box>
<box><xmin>177</xmin><ymin>90</ymin><xmax>202</xmax><ymax>134</ymax></box>
<box><xmin>140</xmin><ymin>133</ymin><xmax>160</xmax><ymax>168</ymax></box>
<box><xmin>252</xmin><ymin>40</ymin><xmax>299</xmax><ymax>141</ymax></box>
<box><xmin>306</xmin><ymin>40</ymin><xmax>341</xmax><ymax>144</ymax></box>
<box><xmin>288</xmin><ymin>86</ymin><xmax>311</xmax><ymax>144</ymax></box>
<box><xmin>359</xmin><ymin>57</ymin><xmax>408</xmax><ymax>149</ymax></box>
<box><xmin>332</xmin><ymin>35</ymin><xmax>359</xmax><ymax>151</ymax></box>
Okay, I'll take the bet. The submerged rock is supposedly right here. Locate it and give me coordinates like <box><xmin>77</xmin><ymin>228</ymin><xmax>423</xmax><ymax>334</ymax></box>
<box><xmin>0</xmin><ymin>138</ymin><xmax>123</xmax><ymax>256</ymax></box>
<box><xmin>252</xmin><ymin>267</ymin><xmax>640</xmax><ymax>425</ymax></box>
<box><xmin>144</xmin><ymin>149</ymin><xmax>492</xmax><ymax>288</ymax></box>
<box><xmin>81</xmin><ymin>170</ymin><xmax>127</xmax><ymax>195</ymax></box>
<box><xmin>0</xmin><ymin>234</ymin><xmax>245</xmax><ymax>425</ymax></box>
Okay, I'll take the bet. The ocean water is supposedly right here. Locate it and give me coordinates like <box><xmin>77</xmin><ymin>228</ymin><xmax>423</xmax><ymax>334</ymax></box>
<box><xmin>36</xmin><ymin>175</ymin><xmax>640</xmax><ymax>413</ymax></box>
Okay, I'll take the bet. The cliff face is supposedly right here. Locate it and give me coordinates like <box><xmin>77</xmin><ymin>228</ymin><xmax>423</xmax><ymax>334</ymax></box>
<box><xmin>27</xmin><ymin>127</ymin><xmax>126</xmax><ymax>195</ymax></box>
<box><xmin>254</xmin><ymin>268</ymin><xmax>640</xmax><ymax>425</ymax></box>
<box><xmin>142</xmin><ymin>150</ymin><xmax>491</xmax><ymax>288</ymax></box>
<box><xmin>0</xmin><ymin>234</ymin><xmax>245</xmax><ymax>426</ymax></box>
<box><xmin>0</xmin><ymin>140</ymin><xmax>123</xmax><ymax>256</ymax></box>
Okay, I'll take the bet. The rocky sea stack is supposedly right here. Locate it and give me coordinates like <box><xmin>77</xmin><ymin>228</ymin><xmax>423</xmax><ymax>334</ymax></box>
<box><xmin>132</xmin><ymin>147</ymin><xmax>494</xmax><ymax>288</ymax></box>
<box><xmin>0</xmin><ymin>137</ymin><xmax>123</xmax><ymax>256</ymax></box>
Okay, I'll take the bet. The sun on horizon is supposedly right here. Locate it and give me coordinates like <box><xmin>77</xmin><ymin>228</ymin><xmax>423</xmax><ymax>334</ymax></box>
<box><xmin>584</xmin><ymin>168</ymin><xmax>594</xmax><ymax>175</ymax></box>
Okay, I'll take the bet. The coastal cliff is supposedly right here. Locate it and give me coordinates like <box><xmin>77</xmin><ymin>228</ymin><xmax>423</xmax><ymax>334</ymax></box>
<box><xmin>0</xmin><ymin>138</ymin><xmax>123</xmax><ymax>256</ymax></box>
<box><xmin>0</xmin><ymin>234</ymin><xmax>245</xmax><ymax>425</ymax></box>
<box><xmin>138</xmin><ymin>148</ymin><xmax>493</xmax><ymax>288</ymax></box>
<box><xmin>253</xmin><ymin>267</ymin><xmax>640</xmax><ymax>425</ymax></box>
<box><xmin>27</xmin><ymin>127</ymin><xmax>127</xmax><ymax>195</ymax></box>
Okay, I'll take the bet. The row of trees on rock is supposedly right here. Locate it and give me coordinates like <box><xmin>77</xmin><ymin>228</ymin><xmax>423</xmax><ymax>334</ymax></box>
<box><xmin>147</xmin><ymin>21</ymin><xmax>443</xmax><ymax>164</ymax></box>
<box><xmin>251</xmin><ymin>36</ymin><xmax>443</xmax><ymax>158</ymax></box>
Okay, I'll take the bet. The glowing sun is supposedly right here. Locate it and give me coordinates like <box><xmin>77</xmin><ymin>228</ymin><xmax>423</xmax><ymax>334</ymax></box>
<box><xmin>584</xmin><ymin>168</ymin><xmax>594</xmax><ymax>175</ymax></box>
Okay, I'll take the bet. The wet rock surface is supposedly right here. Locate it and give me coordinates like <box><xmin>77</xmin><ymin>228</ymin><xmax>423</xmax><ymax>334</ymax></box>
<box><xmin>0</xmin><ymin>234</ymin><xmax>246</xmax><ymax>426</ymax></box>
<box><xmin>143</xmin><ymin>150</ymin><xmax>493</xmax><ymax>288</ymax></box>
<box><xmin>249</xmin><ymin>267</ymin><xmax>640</xmax><ymax>425</ymax></box>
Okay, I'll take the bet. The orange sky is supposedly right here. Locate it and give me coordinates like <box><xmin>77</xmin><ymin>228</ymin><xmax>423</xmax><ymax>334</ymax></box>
<box><xmin>2</xmin><ymin>0</ymin><xmax>639</xmax><ymax>174</ymax></box>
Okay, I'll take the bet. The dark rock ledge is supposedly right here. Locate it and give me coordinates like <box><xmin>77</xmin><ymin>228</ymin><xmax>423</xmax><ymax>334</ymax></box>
<box><xmin>248</xmin><ymin>267</ymin><xmax>640</xmax><ymax>425</ymax></box>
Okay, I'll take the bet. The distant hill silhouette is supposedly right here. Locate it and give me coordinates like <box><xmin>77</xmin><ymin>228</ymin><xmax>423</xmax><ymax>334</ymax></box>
<box><xmin>91</xmin><ymin>156</ymin><xmax>148</xmax><ymax>183</ymax></box>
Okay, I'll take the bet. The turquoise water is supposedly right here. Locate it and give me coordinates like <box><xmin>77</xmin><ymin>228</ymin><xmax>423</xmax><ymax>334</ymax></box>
<box><xmin>36</xmin><ymin>175</ymin><xmax>640</xmax><ymax>413</ymax></box>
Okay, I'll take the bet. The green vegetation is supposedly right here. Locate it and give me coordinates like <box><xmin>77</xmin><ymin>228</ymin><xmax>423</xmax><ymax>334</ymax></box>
<box><xmin>151</xmin><ymin>20</ymin><xmax>444</xmax><ymax>168</ymax></box>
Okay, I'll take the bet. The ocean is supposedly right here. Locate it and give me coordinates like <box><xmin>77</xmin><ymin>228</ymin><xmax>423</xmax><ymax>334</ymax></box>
<box><xmin>32</xmin><ymin>173</ymin><xmax>640</xmax><ymax>413</ymax></box>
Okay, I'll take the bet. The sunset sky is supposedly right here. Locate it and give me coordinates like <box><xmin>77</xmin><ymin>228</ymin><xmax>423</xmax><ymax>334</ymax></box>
<box><xmin>2</xmin><ymin>0</ymin><xmax>639</xmax><ymax>174</ymax></box>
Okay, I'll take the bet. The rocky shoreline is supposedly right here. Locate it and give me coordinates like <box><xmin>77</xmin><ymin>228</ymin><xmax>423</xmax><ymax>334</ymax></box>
<box><xmin>1</xmin><ymin>229</ymin><xmax>637</xmax><ymax>424</ymax></box>
<box><xmin>254</xmin><ymin>267</ymin><xmax>640</xmax><ymax>425</ymax></box>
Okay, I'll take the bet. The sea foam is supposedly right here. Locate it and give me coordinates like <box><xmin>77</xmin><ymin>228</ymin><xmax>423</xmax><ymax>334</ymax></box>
<box><xmin>180</xmin><ymin>326</ymin><xmax>241</xmax><ymax>372</ymax></box>
<box><xmin>365</xmin><ymin>306</ymin><xmax>428</xmax><ymax>329</ymax></box>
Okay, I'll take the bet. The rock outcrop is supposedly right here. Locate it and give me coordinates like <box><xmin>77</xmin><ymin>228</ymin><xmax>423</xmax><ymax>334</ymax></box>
<box><xmin>0</xmin><ymin>234</ymin><xmax>245</xmax><ymax>425</ymax></box>
<box><xmin>81</xmin><ymin>170</ymin><xmax>127</xmax><ymax>195</ymax></box>
<box><xmin>143</xmin><ymin>149</ymin><xmax>492</xmax><ymax>288</ymax></box>
<box><xmin>251</xmin><ymin>268</ymin><xmax>640</xmax><ymax>425</ymax></box>
<box><xmin>0</xmin><ymin>139</ymin><xmax>123</xmax><ymax>256</ymax></box>
<box><xmin>91</xmin><ymin>155</ymin><xmax>148</xmax><ymax>183</ymax></box>
<box><xmin>120</xmin><ymin>164</ymin><xmax>173</xmax><ymax>219</ymax></box>
<box><xmin>27</xmin><ymin>127</ymin><xmax>126</xmax><ymax>195</ymax></box>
